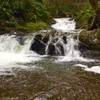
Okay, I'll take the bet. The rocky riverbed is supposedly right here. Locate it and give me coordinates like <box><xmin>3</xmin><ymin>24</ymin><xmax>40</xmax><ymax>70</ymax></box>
<box><xmin>0</xmin><ymin>58</ymin><xmax>100</xmax><ymax>100</ymax></box>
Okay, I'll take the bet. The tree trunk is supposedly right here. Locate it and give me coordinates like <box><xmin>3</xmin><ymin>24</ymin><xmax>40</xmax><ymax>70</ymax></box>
<box><xmin>88</xmin><ymin>0</ymin><xmax>100</xmax><ymax>30</ymax></box>
<box><xmin>89</xmin><ymin>0</ymin><xmax>98</xmax><ymax>11</ymax></box>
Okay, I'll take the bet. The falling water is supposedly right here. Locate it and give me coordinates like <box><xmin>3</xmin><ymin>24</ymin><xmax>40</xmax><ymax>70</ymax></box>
<box><xmin>51</xmin><ymin>18</ymin><xmax>95</xmax><ymax>62</ymax></box>
<box><xmin>52</xmin><ymin>18</ymin><xmax>76</xmax><ymax>32</ymax></box>
<box><xmin>0</xmin><ymin>18</ymin><xmax>100</xmax><ymax>100</ymax></box>
<box><xmin>0</xmin><ymin>18</ymin><xmax>98</xmax><ymax>76</ymax></box>
<box><xmin>0</xmin><ymin>34</ymin><xmax>40</xmax><ymax>75</ymax></box>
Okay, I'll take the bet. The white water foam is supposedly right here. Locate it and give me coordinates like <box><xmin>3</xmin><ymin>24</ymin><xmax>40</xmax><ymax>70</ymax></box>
<box><xmin>51</xmin><ymin>18</ymin><xmax>76</xmax><ymax>32</ymax></box>
<box><xmin>0</xmin><ymin>34</ymin><xmax>40</xmax><ymax>75</ymax></box>
<box><xmin>57</xmin><ymin>34</ymin><xmax>94</xmax><ymax>62</ymax></box>
<box><xmin>52</xmin><ymin>18</ymin><xmax>95</xmax><ymax>62</ymax></box>
<box><xmin>74</xmin><ymin>64</ymin><xmax>100</xmax><ymax>74</ymax></box>
<box><xmin>85</xmin><ymin>66</ymin><xmax>100</xmax><ymax>74</ymax></box>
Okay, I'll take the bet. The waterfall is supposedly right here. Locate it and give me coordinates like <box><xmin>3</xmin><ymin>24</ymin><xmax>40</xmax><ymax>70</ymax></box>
<box><xmin>0</xmin><ymin>34</ymin><xmax>40</xmax><ymax>67</ymax></box>
<box><xmin>51</xmin><ymin>18</ymin><xmax>94</xmax><ymax>62</ymax></box>
<box><xmin>0</xmin><ymin>18</ymin><xmax>95</xmax><ymax>75</ymax></box>
<box><xmin>51</xmin><ymin>18</ymin><xmax>76</xmax><ymax>32</ymax></box>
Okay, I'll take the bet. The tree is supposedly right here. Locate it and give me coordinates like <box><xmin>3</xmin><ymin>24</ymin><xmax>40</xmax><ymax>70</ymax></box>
<box><xmin>88</xmin><ymin>0</ymin><xmax>100</xmax><ymax>30</ymax></box>
<box><xmin>0</xmin><ymin>0</ymin><xmax>48</xmax><ymax>22</ymax></box>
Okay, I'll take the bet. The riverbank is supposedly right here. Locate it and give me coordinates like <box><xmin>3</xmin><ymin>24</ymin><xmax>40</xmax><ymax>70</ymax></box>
<box><xmin>79</xmin><ymin>29</ymin><xmax>100</xmax><ymax>51</ymax></box>
<box><xmin>0</xmin><ymin>21</ymin><xmax>49</xmax><ymax>35</ymax></box>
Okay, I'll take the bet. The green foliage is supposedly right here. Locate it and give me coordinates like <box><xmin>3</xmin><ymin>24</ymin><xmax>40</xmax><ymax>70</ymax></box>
<box><xmin>31</xmin><ymin>1</ymin><xmax>49</xmax><ymax>21</ymax></box>
<box><xmin>16</xmin><ymin>21</ymin><xmax>48</xmax><ymax>32</ymax></box>
<box><xmin>0</xmin><ymin>0</ymin><xmax>49</xmax><ymax>32</ymax></box>
<box><xmin>25</xmin><ymin>22</ymin><xmax>48</xmax><ymax>31</ymax></box>
<box><xmin>45</xmin><ymin>1</ymin><xmax>79</xmax><ymax>17</ymax></box>
<box><xmin>59</xmin><ymin>4</ymin><xmax>79</xmax><ymax>16</ymax></box>
<box><xmin>76</xmin><ymin>3</ymin><xmax>95</xmax><ymax>28</ymax></box>
<box><xmin>0</xmin><ymin>0</ymin><xmax>98</xmax><ymax>32</ymax></box>
<box><xmin>0</xmin><ymin>0</ymin><xmax>49</xmax><ymax>22</ymax></box>
<box><xmin>5</xmin><ymin>21</ymin><xmax>18</xmax><ymax>27</ymax></box>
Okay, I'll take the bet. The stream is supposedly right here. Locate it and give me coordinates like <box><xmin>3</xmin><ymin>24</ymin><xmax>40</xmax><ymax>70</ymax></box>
<box><xmin>0</xmin><ymin>18</ymin><xmax>100</xmax><ymax>100</ymax></box>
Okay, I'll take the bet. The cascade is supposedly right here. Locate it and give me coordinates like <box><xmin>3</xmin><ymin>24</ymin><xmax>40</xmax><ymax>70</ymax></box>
<box><xmin>0</xmin><ymin>18</ymin><xmax>96</xmax><ymax>75</ymax></box>
<box><xmin>0</xmin><ymin>34</ymin><xmax>39</xmax><ymax>67</ymax></box>
<box><xmin>51</xmin><ymin>18</ymin><xmax>94</xmax><ymax>61</ymax></box>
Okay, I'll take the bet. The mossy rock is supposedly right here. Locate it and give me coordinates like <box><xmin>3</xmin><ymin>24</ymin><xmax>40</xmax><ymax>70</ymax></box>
<box><xmin>79</xmin><ymin>29</ymin><xmax>100</xmax><ymax>50</ymax></box>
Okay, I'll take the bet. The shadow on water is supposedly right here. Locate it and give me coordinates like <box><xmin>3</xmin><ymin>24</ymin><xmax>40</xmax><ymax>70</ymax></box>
<box><xmin>0</xmin><ymin>57</ymin><xmax>100</xmax><ymax>100</ymax></box>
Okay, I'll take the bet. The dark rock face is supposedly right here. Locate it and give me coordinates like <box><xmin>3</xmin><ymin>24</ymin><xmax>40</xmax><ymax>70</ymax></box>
<box><xmin>42</xmin><ymin>35</ymin><xmax>49</xmax><ymax>44</ymax></box>
<box><xmin>56</xmin><ymin>42</ymin><xmax>65</xmax><ymax>56</ymax></box>
<box><xmin>47</xmin><ymin>42</ymin><xmax>65</xmax><ymax>56</ymax></box>
<box><xmin>30</xmin><ymin>34</ymin><xmax>46</xmax><ymax>55</ymax></box>
<box><xmin>47</xmin><ymin>43</ymin><xmax>57</xmax><ymax>56</ymax></box>
<box><xmin>62</xmin><ymin>36</ymin><xmax>67</xmax><ymax>44</ymax></box>
<box><xmin>30</xmin><ymin>32</ymin><xmax>66</xmax><ymax>56</ymax></box>
<box><xmin>78</xmin><ymin>41</ymin><xmax>90</xmax><ymax>53</ymax></box>
<box><xmin>79</xmin><ymin>30</ymin><xmax>100</xmax><ymax>51</ymax></box>
<box><xmin>16</xmin><ymin>36</ymin><xmax>25</xmax><ymax>45</ymax></box>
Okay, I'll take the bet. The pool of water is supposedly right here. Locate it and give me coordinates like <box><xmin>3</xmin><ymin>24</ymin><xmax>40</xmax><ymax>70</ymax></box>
<box><xmin>0</xmin><ymin>57</ymin><xmax>100</xmax><ymax>100</ymax></box>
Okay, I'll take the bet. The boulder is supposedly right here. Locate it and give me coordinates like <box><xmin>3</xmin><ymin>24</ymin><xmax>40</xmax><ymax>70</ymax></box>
<box><xmin>56</xmin><ymin>42</ymin><xmax>65</xmax><ymax>56</ymax></box>
<box><xmin>62</xmin><ymin>36</ymin><xmax>67</xmax><ymax>44</ymax></box>
<box><xmin>79</xmin><ymin>30</ymin><xmax>100</xmax><ymax>51</ymax></box>
<box><xmin>47</xmin><ymin>43</ymin><xmax>57</xmax><ymax>56</ymax></box>
<box><xmin>30</xmin><ymin>34</ymin><xmax>46</xmax><ymax>55</ymax></box>
<box><xmin>42</xmin><ymin>35</ymin><xmax>49</xmax><ymax>44</ymax></box>
<box><xmin>30</xmin><ymin>30</ymin><xmax>67</xmax><ymax>56</ymax></box>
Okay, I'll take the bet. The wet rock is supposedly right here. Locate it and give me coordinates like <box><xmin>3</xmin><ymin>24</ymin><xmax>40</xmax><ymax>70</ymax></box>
<box><xmin>30</xmin><ymin>30</ymin><xmax>68</xmax><ymax>56</ymax></box>
<box><xmin>62</xmin><ymin>36</ymin><xmax>67</xmax><ymax>44</ymax></box>
<box><xmin>30</xmin><ymin>34</ymin><xmax>46</xmax><ymax>55</ymax></box>
<box><xmin>56</xmin><ymin>42</ymin><xmax>65</xmax><ymax>56</ymax></box>
<box><xmin>42</xmin><ymin>35</ymin><xmax>49</xmax><ymax>44</ymax></box>
<box><xmin>35</xmin><ymin>34</ymin><xmax>43</xmax><ymax>40</ymax></box>
<box><xmin>52</xmin><ymin>38</ymin><xmax>58</xmax><ymax>43</ymax></box>
<box><xmin>78</xmin><ymin>41</ymin><xmax>90</xmax><ymax>53</ymax></box>
<box><xmin>47</xmin><ymin>43</ymin><xmax>57</xmax><ymax>56</ymax></box>
<box><xmin>16</xmin><ymin>36</ymin><xmax>25</xmax><ymax>45</ymax></box>
<box><xmin>47</xmin><ymin>41</ymin><xmax>65</xmax><ymax>56</ymax></box>
<box><xmin>79</xmin><ymin>30</ymin><xmax>100</xmax><ymax>51</ymax></box>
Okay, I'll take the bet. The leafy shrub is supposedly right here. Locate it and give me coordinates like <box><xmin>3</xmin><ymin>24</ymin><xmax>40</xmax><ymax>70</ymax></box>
<box><xmin>0</xmin><ymin>0</ymin><xmax>49</xmax><ymax>22</ymax></box>
<box><xmin>76</xmin><ymin>3</ymin><xmax>95</xmax><ymax>28</ymax></box>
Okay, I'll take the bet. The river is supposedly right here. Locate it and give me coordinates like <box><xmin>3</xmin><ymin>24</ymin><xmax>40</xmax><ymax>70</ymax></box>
<box><xmin>0</xmin><ymin>18</ymin><xmax>100</xmax><ymax>100</ymax></box>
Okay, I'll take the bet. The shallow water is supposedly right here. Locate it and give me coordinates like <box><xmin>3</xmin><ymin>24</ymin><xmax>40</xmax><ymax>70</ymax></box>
<box><xmin>0</xmin><ymin>57</ymin><xmax>100</xmax><ymax>100</ymax></box>
<box><xmin>0</xmin><ymin>18</ymin><xmax>100</xmax><ymax>100</ymax></box>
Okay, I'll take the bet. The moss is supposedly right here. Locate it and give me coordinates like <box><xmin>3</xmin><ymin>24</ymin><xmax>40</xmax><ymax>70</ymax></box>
<box><xmin>0</xmin><ymin>21</ymin><xmax>49</xmax><ymax>33</ymax></box>
<box><xmin>13</xmin><ymin>21</ymin><xmax>48</xmax><ymax>32</ymax></box>
<box><xmin>25</xmin><ymin>21</ymin><xmax>48</xmax><ymax>32</ymax></box>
